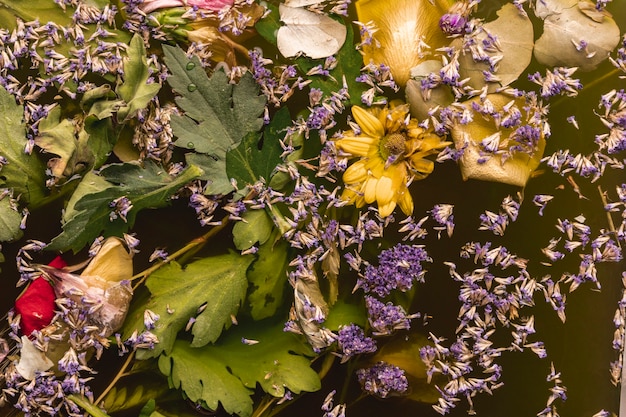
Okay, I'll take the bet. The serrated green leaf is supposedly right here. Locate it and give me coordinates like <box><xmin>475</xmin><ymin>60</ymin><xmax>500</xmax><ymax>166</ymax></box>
<box><xmin>163</xmin><ymin>45</ymin><xmax>266</xmax><ymax>194</ymax></box>
<box><xmin>164</xmin><ymin>45</ymin><xmax>265</xmax><ymax>154</ymax></box>
<box><xmin>126</xmin><ymin>253</ymin><xmax>253</xmax><ymax>358</ymax></box>
<box><xmin>158</xmin><ymin>321</ymin><xmax>320</xmax><ymax>417</ymax></box>
<box><xmin>117</xmin><ymin>34</ymin><xmax>161</xmax><ymax>121</ymax></box>
<box><xmin>159</xmin><ymin>339</ymin><xmax>254</xmax><ymax>417</ymax></box>
<box><xmin>0</xmin><ymin>86</ymin><xmax>47</xmax><ymax>206</ymax></box>
<box><xmin>185</xmin><ymin>153</ymin><xmax>234</xmax><ymax>195</ymax></box>
<box><xmin>232</xmin><ymin>209</ymin><xmax>273</xmax><ymax>251</ymax></box>
<box><xmin>296</xmin><ymin>23</ymin><xmax>365</xmax><ymax>106</ymax></box>
<box><xmin>246</xmin><ymin>235</ymin><xmax>289</xmax><ymax>320</ymax></box>
<box><xmin>47</xmin><ymin>161</ymin><xmax>203</xmax><ymax>252</ymax></box>
<box><xmin>226</xmin><ymin>106</ymin><xmax>289</xmax><ymax>188</ymax></box>
<box><xmin>0</xmin><ymin>192</ymin><xmax>23</xmax><ymax>242</ymax></box>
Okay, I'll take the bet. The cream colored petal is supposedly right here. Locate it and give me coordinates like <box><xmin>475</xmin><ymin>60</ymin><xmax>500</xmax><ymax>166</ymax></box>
<box><xmin>363</xmin><ymin>177</ymin><xmax>378</xmax><ymax>204</ymax></box>
<box><xmin>343</xmin><ymin>159</ymin><xmax>369</xmax><ymax>184</ymax></box>
<box><xmin>336</xmin><ymin>136</ymin><xmax>377</xmax><ymax>156</ymax></box>
<box><xmin>356</xmin><ymin>0</ymin><xmax>451</xmax><ymax>86</ymax></box>
<box><xmin>353</xmin><ymin>106</ymin><xmax>385</xmax><ymax>138</ymax></box>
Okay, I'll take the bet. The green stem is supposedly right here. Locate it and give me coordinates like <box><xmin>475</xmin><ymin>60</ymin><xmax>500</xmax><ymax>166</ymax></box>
<box><xmin>94</xmin><ymin>351</ymin><xmax>136</xmax><ymax>407</ymax></box>
<box><xmin>130</xmin><ymin>214</ymin><xmax>230</xmax><ymax>289</ymax></box>
<box><xmin>66</xmin><ymin>394</ymin><xmax>112</xmax><ymax>417</ymax></box>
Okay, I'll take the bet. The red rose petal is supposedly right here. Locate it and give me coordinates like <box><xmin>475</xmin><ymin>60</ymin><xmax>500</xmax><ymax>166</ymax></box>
<box><xmin>14</xmin><ymin>256</ymin><xmax>66</xmax><ymax>336</ymax></box>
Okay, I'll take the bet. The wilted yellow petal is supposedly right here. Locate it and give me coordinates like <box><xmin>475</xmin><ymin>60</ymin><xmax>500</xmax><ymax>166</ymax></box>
<box><xmin>352</xmin><ymin>106</ymin><xmax>385</xmax><ymax>138</ymax></box>
<box><xmin>355</xmin><ymin>0</ymin><xmax>452</xmax><ymax>86</ymax></box>
<box><xmin>81</xmin><ymin>237</ymin><xmax>133</xmax><ymax>283</ymax></box>
<box><xmin>410</xmin><ymin>156</ymin><xmax>435</xmax><ymax>174</ymax></box>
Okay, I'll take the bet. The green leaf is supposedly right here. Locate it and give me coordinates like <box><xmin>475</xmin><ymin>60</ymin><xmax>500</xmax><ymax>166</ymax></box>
<box><xmin>246</xmin><ymin>234</ymin><xmax>289</xmax><ymax>320</ymax></box>
<box><xmin>164</xmin><ymin>45</ymin><xmax>266</xmax><ymax>154</ymax></box>
<box><xmin>158</xmin><ymin>321</ymin><xmax>320</xmax><ymax>417</ymax></box>
<box><xmin>117</xmin><ymin>34</ymin><xmax>161</xmax><ymax>121</ymax></box>
<box><xmin>48</xmin><ymin>161</ymin><xmax>203</xmax><ymax>252</ymax></box>
<box><xmin>163</xmin><ymin>44</ymin><xmax>266</xmax><ymax>193</ymax></box>
<box><xmin>232</xmin><ymin>209</ymin><xmax>273</xmax><ymax>251</ymax></box>
<box><xmin>0</xmin><ymin>0</ymin><xmax>72</xmax><ymax>30</ymax></box>
<box><xmin>226</xmin><ymin>106</ymin><xmax>289</xmax><ymax>188</ymax></box>
<box><xmin>254</xmin><ymin>2</ymin><xmax>280</xmax><ymax>45</ymax></box>
<box><xmin>324</xmin><ymin>300</ymin><xmax>367</xmax><ymax>330</ymax></box>
<box><xmin>127</xmin><ymin>253</ymin><xmax>254</xmax><ymax>359</ymax></box>
<box><xmin>185</xmin><ymin>153</ymin><xmax>234</xmax><ymax>195</ymax></box>
<box><xmin>296</xmin><ymin>23</ymin><xmax>365</xmax><ymax>106</ymax></box>
<box><xmin>0</xmin><ymin>86</ymin><xmax>47</xmax><ymax>206</ymax></box>
<box><xmin>102</xmin><ymin>374</ymin><xmax>171</xmax><ymax>414</ymax></box>
<box><xmin>0</xmin><ymin>191</ymin><xmax>23</xmax><ymax>242</ymax></box>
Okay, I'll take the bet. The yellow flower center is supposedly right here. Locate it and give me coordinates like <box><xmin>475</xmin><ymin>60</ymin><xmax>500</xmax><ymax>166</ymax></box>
<box><xmin>380</xmin><ymin>132</ymin><xmax>407</xmax><ymax>163</ymax></box>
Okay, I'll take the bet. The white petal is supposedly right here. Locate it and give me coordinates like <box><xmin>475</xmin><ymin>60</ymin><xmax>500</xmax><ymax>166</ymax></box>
<box><xmin>277</xmin><ymin>5</ymin><xmax>347</xmax><ymax>59</ymax></box>
<box><xmin>16</xmin><ymin>336</ymin><xmax>54</xmax><ymax>380</ymax></box>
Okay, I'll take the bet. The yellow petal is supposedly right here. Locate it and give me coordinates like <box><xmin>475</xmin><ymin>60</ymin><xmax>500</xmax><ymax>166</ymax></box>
<box><xmin>375</xmin><ymin>175</ymin><xmax>395</xmax><ymax>206</ymax></box>
<box><xmin>355</xmin><ymin>0</ymin><xmax>452</xmax><ymax>86</ymax></box>
<box><xmin>343</xmin><ymin>159</ymin><xmax>369</xmax><ymax>184</ymax></box>
<box><xmin>410</xmin><ymin>156</ymin><xmax>435</xmax><ymax>174</ymax></box>
<box><xmin>398</xmin><ymin>189</ymin><xmax>414</xmax><ymax>215</ymax></box>
<box><xmin>352</xmin><ymin>106</ymin><xmax>385</xmax><ymax>138</ymax></box>
<box><xmin>378</xmin><ymin>200</ymin><xmax>397</xmax><ymax>218</ymax></box>
<box><xmin>336</xmin><ymin>136</ymin><xmax>377</xmax><ymax>157</ymax></box>
<box><xmin>363</xmin><ymin>177</ymin><xmax>378</xmax><ymax>204</ymax></box>
<box><xmin>81</xmin><ymin>237</ymin><xmax>133</xmax><ymax>283</ymax></box>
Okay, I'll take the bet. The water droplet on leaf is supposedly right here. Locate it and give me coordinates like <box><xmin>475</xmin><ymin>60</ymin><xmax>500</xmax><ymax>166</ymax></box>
<box><xmin>187</xmin><ymin>142</ymin><xmax>195</xmax><ymax>149</ymax></box>
<box><xmin>186</xmin><ymin>62</ymin><xmax>195</xmax><ymax>70</ymax></box>
<box><xmin>187</xmin><ymin>84</ymin><xmax>197</xmax><ymax>92</ymax></box>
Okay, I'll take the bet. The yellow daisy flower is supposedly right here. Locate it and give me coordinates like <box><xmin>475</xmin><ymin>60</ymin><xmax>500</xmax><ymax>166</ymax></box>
<box><xmin>355</xmin><ymin>0</ymin><xmax>453</xmax><ymax>86</ymax></box>
<box><xmin>336</xmin><ymin>102</ymin><xmax>450</xmax><ymax>218</ymax></box>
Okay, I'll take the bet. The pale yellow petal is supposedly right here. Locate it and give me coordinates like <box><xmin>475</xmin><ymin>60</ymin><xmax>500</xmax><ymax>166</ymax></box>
<box><xmin>352</xmin><ymin>106</ymin><xmax>385</xmax><ymax>138</ymax></box>
<box><xmin>355</xmin><ymin>0</ymin><xmax>451</xmax><ymax>86</ymax></box>
<box><xmin>343</xmin><ymin>159</ymin><xmax>369</xmax><ymax>184</ymax></box>
<box><xmin>336</xmin><ymin>136</ymin><xmax>377</xmax><ymax>156</ymax></box>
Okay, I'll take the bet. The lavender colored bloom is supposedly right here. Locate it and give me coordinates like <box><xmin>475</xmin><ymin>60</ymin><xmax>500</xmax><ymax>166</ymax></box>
<box><xmin>357</xmin><ymin>244</ymin><xmax>431</xmax><ymax>297</ymax></box>
<box><xmin>365</xmin><ymin>296</ymin><xmax>413</xmax><ymax>335</ymax></box>
<box><xmin>336</xmin><ymin>324</ymin><xmax>377</xmax><ymax>362</ymax></box>
<box><xmin>439</xmin><ymin>13</ymin><xmax>467</xmax><ymax>35</ymax></box>
<box><xmin>356</xmin><ymin>361</ymin><xmax>409</xmax><ymax>398</ymax></box>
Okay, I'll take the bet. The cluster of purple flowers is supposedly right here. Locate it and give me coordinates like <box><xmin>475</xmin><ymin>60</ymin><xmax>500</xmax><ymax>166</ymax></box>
<box><xmin>365</xmin><ymin>297</ymin><xmax>415</xmax><ymax>336</ymax></box>
<box><xmin>336</xmin><ymin>324</ymin><xmax>376</xmax><ymax>362</ymax></box>
<box><xmin>356</xmin><ymin>361</ymin><xmax>409</xmax><ymax>398</ymax></box>
<box><xmin>357</xmin><ymin>244</ymin><xmax>431</xmax><ymax>297</ymax></box>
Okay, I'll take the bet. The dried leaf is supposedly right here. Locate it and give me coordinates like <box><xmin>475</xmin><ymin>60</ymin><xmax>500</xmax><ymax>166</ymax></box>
<box><xmin>454</xmin><ymin>3</ymin><xmax>534</xmax><ymax>91</ymax></box>
<box><xmin>534</xmin><ymin>0</ymin><xmax>621</xmax><ymax>71</ymax></box>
